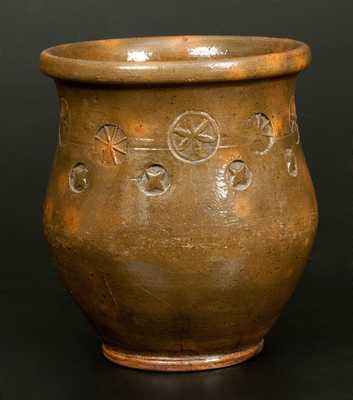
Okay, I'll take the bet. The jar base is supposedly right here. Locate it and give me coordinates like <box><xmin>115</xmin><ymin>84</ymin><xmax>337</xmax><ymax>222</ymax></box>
<box><xmin>102</xmin><ymin>340</ymin><xmax>264</xmax><ymax>372</ymax></box>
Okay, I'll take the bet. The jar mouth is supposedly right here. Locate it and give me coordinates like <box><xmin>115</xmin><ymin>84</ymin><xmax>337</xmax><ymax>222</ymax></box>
<box><xmin>40</xmin><ymin>35</ymin><xmax>311</xmax><ymax>85</ymax></box>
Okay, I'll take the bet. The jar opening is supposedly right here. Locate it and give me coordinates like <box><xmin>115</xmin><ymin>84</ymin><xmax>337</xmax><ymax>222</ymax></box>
<box><xmin>40</xmin><ymin>35</ymin><xmax>311</xmax><ymax>85</ymax></box>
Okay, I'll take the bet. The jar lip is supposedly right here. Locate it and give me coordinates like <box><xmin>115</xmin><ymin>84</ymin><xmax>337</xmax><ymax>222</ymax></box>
<box><xmin>40</xmin><ymin>35</ymin><xmax>311</xmax><ymax>85</ymax></box>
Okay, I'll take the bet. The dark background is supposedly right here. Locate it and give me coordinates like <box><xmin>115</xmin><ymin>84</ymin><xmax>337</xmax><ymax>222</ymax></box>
<box><xmin>1</xmin><ymin>0</ymin><xmax>352</xmax><ymax>399</ymax></box>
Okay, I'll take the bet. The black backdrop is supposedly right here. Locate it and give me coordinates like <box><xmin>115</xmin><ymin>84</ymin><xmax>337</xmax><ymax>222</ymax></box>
<box><xmin>1</xmin><ymin>1</ymin><xmax>352</xmax><ymax>399</ymax></box>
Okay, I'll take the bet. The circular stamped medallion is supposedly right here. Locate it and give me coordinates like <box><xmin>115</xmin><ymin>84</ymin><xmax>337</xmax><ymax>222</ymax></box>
<box><xmin>168</xmin><ymin>111</ymin><xmax>220</xmax><ymax>163</ymax></box>
<box><xmin>69</xmin><ymin>163</ymin><xmax>89</xmax><ymax>193</ymax></box>
<box><xmin>226</xmin><ymin>160</ymin><xmax>252</xmax><ymax>191</ymax></box>
<box><xmin>137</xmin><ymin>165</ymin><xmax>170</xmax><ymax>196</ymax></box>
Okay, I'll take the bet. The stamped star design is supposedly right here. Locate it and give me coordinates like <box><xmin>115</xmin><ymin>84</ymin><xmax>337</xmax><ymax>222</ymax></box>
<box><xmin>227</xmin><ymin>160</ymin><xmax>252</xmax><ymax>191</ymax></box>
<box><xmin>169</xmin><ymin>111</ymin><xmax>220</xmax><ymax>163</ymax></box>
<box><xmin>69</xmin><ymin>163</ymin><xmax>89</xmax><ymax>193</ymax></box>
<box><xmin>95</xmin><ymin>124</ymin><xmax>127</xmax><ymax>165</ymax></box>
<box><xmin>174</xmin><ymin>118</ymin><xmax>215</xmax><ymax>156</ymax></box>
<box><xmin>138</xmin><ymin>165</ymin><xmax>170</xmax><ymax>195</ymax></box>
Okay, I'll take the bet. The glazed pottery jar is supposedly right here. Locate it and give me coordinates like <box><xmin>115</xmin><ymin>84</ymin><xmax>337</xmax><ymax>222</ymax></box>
<box><xmin>41</xmin><ymin>36</ymin><xmax>318</xmax><ymax>371</ymax></box>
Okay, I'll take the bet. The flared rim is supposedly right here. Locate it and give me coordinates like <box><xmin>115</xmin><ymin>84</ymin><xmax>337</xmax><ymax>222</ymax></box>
<box><xmin>40</xmin><ymin>35</ymin><xmax>311</xmax><ymax>85</ymax></box>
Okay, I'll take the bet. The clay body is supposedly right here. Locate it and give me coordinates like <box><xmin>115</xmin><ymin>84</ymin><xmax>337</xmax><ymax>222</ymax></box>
<box><xmin>41</xmin><ymin>36</ymin><xmax>318</xmax><ymax>371</ymax></box>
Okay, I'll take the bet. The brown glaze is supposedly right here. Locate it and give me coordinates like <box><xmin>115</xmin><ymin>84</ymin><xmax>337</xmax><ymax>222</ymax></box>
<box><xmin>40</xmin><ymin>36</ymin><xmax>318</xmax><ymax>371</ymax></box>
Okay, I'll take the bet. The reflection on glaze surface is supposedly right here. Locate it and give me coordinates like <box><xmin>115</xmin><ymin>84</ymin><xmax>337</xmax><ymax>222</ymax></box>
<box><xmin>127</xmin><ymin>50</ymin><xmax>152</xmax><ymax>62</ymax></box>
<box><xmin>284</xmin><ymin>148</ymin><xmax>298</xmax><ymax>177</ymax></box>
<box><xmin>188</xmin><ymin>46</ymin><xmax>228</xmax><ymax>58</ymax></box>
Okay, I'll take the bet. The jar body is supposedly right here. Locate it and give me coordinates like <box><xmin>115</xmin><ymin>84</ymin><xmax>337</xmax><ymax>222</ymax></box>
<box><xmin>44</xmin><ymin>76</ymin><xmax>318</xmax><ymax>370</ymax></box>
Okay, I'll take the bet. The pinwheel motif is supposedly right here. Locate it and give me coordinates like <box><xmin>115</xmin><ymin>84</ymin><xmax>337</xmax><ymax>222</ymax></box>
<box><xmin>247</xmin><ymin>113</ymin><xmax>274</xmax><ymax>155</ymax></box>
<box><xmin>168</xmin><ymin>111</ymin><xmax>220</xmax><ymax>163</ymax></box>
<box><xmin>95</xmin><ymin>124</ymin><xmax>127</xmax><ymax>166</ymax></box>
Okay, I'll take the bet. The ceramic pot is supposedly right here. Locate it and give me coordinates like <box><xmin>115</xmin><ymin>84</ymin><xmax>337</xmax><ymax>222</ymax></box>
<box><xmin>40</xmin><ymin>36</ymin><xmax>318</xmax><ymax>371</ymax></box>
